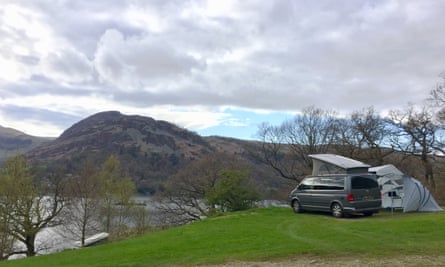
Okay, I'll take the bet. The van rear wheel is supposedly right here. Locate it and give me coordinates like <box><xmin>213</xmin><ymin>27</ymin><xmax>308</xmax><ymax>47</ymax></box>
<box><xmin>331</xmin><ymin>203</ymin><xmax>343</xmax><ymax>218</ymax></box>
<box><xmin>292</xmin><ymin>200</ymin><xmax>303</xmax><ymax>213</ymax></box>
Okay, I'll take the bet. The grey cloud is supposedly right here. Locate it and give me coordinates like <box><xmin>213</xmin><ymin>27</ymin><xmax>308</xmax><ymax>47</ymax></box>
<box><xmin>16</xmin><ymin>1</ymin><xmax>143</xmax><ymax>57</ymax></box>
<box><xmin>94</xmin><ymin>29</ymin><xmax>205</xmax><ymax>91</ymax></box>
<box><xmin>44</xmin><ymin>49</ymin><xmax>94</xmax><ymax>83</ymax></box>
<box><xmin>2</xmin><ymin>0</ymin><xmax>445</xmax><ymax>136</ymax></box>
<box><xmin>2</xmin><ymin>77</ymin><xmax>98</xmax><ymax>98</ymax></box>
<box><xmin>2</xmin><ymin>105</ymin><xmax>82</xmax><ymax>132</ymax></box>
<box><xmin>16</xmin><ymin>55</ymin><xmax>39</xmax><ymax>66</ymax></box>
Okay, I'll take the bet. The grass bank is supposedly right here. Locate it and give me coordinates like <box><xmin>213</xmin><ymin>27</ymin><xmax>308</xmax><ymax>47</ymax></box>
<box><xmin>2</xmin><ymin>207</ymin><xmax>445</xmax><ymax>267</ymax></box>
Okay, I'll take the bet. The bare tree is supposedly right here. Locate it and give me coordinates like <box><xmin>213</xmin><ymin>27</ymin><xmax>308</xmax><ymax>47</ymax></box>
<box><xmin>129</xmin><ymin>205</ymin><xmax>150</xmax><ymax>235</ymax></box>
<box><xmin>335</xmin><ymin>107</ymin><xmax>394</xmax><ymax>165</ymax></box>
<box><xmin>257</xmin><ymin>106</ymin><xmax>339</xmax><ymax>182</ymax></box>
<box><xmin>428</xmin><ymin>74</ymin><xmax>445</xmax><ymax>120</ymax></box>
<box><xmin>0</xmin><ymin>156</ymin><xmax>65</xmax><ymax>257</ymax></box>
<box><xmin>428</xmin><ymin>74</ymin><xmax>445</xmax><ymax>150</ymax></box>
<box><xmin>389</xmin><ymin>104</ymin><xmax>439</xmax><ymax>190</ymax></box>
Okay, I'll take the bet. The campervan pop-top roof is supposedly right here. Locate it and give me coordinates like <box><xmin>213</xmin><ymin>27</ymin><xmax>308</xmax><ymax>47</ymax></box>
<box><xmin>309</xmin><ymin>154</ymin><xmax>370</xmax><ymax>175</ymax></box>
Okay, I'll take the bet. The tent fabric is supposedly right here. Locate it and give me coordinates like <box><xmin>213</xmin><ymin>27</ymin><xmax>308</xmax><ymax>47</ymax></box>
<box><xmin>369</xmin><ymin>164</ymin><xmax>404</xmax><ymax>179</ymax></box>
<box><xmin>370</xmin><ymin>164</ymin><xmax>442</xmax><ymax>212</ymax></box>
<box><xmin>370</xmin><ymin>164</ymin><xmax>404</xmax><ymax>209</ymax></box>
<box><xmin>379</xmin><ymin>179</ymin><xmax>404</xmax><ymax>209</ymax></box>
<box><xmin>403</xmin><ymin>176</ymin><xmax>443</xmax><ymax>212</ymax></box>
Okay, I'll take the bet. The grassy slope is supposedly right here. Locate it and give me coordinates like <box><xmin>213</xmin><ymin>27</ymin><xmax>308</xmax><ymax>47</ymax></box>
<box><xmin>2</xmin><ymin>207</ymin><xmax>445</xmax><ymax>267</ymax></box>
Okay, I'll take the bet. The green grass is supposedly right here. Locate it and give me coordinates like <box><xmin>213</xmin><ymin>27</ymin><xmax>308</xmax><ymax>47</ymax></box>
<box><xmin>2</xmin><ymin>207</ymin><xmax>445</xmax><ymax>266</ymax></box>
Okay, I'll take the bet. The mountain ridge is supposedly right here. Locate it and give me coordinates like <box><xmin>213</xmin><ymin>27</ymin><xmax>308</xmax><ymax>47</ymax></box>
<box><xmin>2</xmin><ymin>111</ymin><xmax>288</xmax><ymax>197</ymax></box>
<box><xmin>0</xmin><ymin>125</ymin><xmax>54</xmax><ymax>162</ymax></box>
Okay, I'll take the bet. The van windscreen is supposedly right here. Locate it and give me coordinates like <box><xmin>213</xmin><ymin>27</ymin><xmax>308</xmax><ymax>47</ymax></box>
<box><xmin>351</xmin><ymin>176</ymin><xmax>378</xmax><ymax>189</ymax></box>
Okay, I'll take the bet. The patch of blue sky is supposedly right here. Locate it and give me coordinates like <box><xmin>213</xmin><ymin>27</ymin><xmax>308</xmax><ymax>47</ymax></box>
<box><xmin>194</xmin><ymin>109</ymin><xmax>295</xmax><ymax>140</ymax></box>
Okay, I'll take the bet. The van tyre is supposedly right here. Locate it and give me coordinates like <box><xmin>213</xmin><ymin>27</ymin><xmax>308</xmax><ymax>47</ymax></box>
<box><xmin>292</xmin><ymin>200</ymin><xmax>303</xmax><ymax>213</ymax></box>
<box><xmin>331</xmin><ymin>203</ymin><xmax>343</xmax><ymax>218</ymax></box>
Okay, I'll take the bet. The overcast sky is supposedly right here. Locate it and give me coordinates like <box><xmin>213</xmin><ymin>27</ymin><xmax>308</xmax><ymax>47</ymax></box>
<box><xmin>1</xmin><ymin>1</ymin><xmax>444</xmax><ymax>140</ymax></box>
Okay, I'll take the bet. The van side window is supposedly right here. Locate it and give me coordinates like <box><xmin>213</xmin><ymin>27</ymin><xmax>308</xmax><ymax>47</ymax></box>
<box><xmin>351</xmin><ymin>176</ymin><xmax>378</xmax><ymax>189</ymax></box>
<box><xmin>315</xmin><ymin>176</ymin><xmax>345</xmax><ymax>190</ymax></box>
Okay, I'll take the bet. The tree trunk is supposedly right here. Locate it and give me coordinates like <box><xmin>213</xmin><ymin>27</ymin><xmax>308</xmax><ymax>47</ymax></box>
<box><xmin>424</xmin><ymin>160</ymin><xmax>436</xmax><ymax>191</ymax></box>
<box><xmin>25</xmin><ymin>234</ymin><xmax>36</xmax><ymax>257</ymax></box>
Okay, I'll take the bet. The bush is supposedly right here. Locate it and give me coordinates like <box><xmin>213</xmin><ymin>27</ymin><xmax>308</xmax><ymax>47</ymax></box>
<box><xmin>206</xmin><ymin>170</ymin><xmax>261</xmax><ymax>212</ymax></box>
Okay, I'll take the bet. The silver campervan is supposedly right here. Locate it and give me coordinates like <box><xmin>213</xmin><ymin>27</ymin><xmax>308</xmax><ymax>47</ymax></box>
<box><xmin>289</xmin><ymin>174</ymin><xmax>381</xmax><ymax>217</ymax></box>
<box><xmin>289</xmin><ymin>154</ymin><xmax>382</xmax><ymax>218</ymax></box>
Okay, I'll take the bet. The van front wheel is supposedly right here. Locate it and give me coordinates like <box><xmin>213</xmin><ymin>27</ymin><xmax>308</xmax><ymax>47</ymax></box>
<box><xmin>331</xmin><ymin>203</ymin><xmax>343</xmax><ymax>218</ymax></box>
<box><xmin>292</xmin><ymin>200</ymin><xmax>303</xmax><ymax>213</ymax></box>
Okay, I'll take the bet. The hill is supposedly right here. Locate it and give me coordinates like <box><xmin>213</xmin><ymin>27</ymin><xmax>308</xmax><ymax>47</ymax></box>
<box><xmin>25</xmin><ymin>111</ymin><xmax>286</xmax><ymax>196</ymax></box>
<box><xmin>0</xmin><ymin>125</ymin><xmax>53</xmax><ymax>162</ymax></box>
<box><xmin>2</xmin><ymin>207</ymin><xmax>445</xmax><ymax>266</ymax></box>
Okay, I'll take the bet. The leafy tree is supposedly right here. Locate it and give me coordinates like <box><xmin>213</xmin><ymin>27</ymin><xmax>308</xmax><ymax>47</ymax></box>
<box><xmin>156</xmin><ymin>153</ymin><xmax>255</xmax><ymax>225</ymax></box>
<box><xmin>0</xmin><ymin>156</ymin><xmax>65</xmax><ymax>257</ymax></box>
<box><xmin>61</xmin><ymin>160</ymin><xmax>103</xmax><ymax>247</ymax></box>
<box><xmin>0</xmin><ymin>196</ymin><xmax>15</xmax><ymax>260</ymax></box>
<box><xmin>98</xmin><ymin>155</ymin><xmax>135</xmax><ymax>235</ymax></box>
<box><xmin>206</xmin><ymin>170</ymin><xmax>260</xmax><ymax>212</ymax></box>
<box><xmin>61</xmin><ymin>155</ymin><xmax>136</xmax><ymax>246</ymax></box>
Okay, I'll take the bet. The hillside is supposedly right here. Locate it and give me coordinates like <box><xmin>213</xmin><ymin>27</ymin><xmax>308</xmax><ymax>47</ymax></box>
<box><xmin>27</xmin><ymin>111</ymin><xmax>212</xmax><ymax>160</ymax></box>
<box><xmin>2</xmin><ymin>208</ymin><xmax>445</xmax><ymax>267</ymax></box>
<box><xmin>0</xmin><ymin>125</ymin><xmax>53</xmax><ymax>162</ymax></box>
<box><xmin>25</xmin><ymin>111</ymin><xmax>285</xmax><ymax>195</ymax></box>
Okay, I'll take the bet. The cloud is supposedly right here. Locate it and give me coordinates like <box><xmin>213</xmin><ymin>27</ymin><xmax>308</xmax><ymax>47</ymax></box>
<box><xmin>0</xmin><ymin>2</ymin><xmax>95</xmax><ymax>85</ymax></box>
<box><xmin>1</xmin><ymin>0</ymin><xmax>445</xmax><ymax>139</ymax></box>
<box><xmin>94</xmin><ymin>29</ymin><xmax>205</xmax><ymax>92</ymax></box>
<box><xmin>43</xmin><ymin>48</ymin><xmax>94</xmax><ymax>84</ymax></box>
<box><xmin>0</xmin><ymin>105</ymin><xmax>82</xmax><ymax>137</ymax></box>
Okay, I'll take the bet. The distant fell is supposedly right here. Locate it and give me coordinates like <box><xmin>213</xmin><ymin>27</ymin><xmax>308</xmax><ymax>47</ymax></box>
<box><xmin>42</xmin><ymin>110</ymin><xmax>212</xmax><ymax>159</ymax></box>
<box><xmin>0</xmin><ymin>125</ymin><xmax>54</xmax><ymax>162</ymax></box>
<box><xmin>24</xmin><ymin>111</ymin><xmax>287</xmax><ymax>196</ymax></box>
<box><xmin>26</xmin><ymin>111</ymin><xmax>216</xmax><ymax>193</ymax></box>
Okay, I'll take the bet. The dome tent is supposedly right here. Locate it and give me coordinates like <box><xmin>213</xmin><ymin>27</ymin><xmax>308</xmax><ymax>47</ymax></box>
<box><xmin>369</xmin><ymin>164</ymin><xmax>442</xmax><ymax>212</ymax></box>
<box><xmin>402</xmin><ymin>176</ymin><xmax>442</xmax><ymax>212</ymax></box>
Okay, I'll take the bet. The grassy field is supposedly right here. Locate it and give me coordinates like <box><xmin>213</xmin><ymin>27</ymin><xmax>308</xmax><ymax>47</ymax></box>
<box><xmin>1</xmin><ymin>207</ymin><xmax>445</xmax><ymax>267</ymax></box>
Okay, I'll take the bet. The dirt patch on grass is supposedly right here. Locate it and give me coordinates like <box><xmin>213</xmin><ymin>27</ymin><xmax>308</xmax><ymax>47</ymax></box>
<box><xmin>203</xmin><ymin>255</ymin><xmax>445</xmax><ymax>267</ymax></box>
